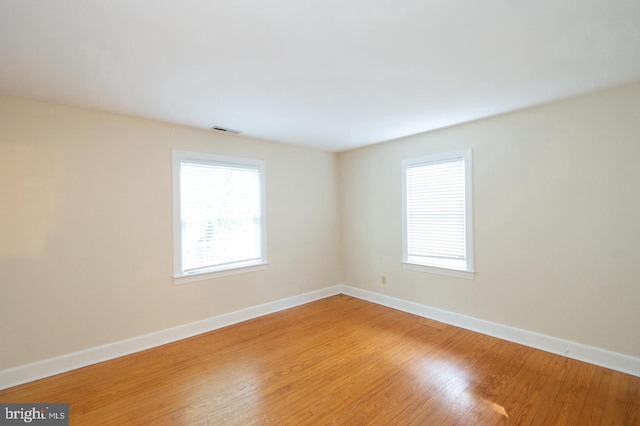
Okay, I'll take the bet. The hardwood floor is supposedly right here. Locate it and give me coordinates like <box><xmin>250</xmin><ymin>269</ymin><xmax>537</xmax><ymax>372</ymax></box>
<box><xmin>1</xmin><ymin>295</ymin><xmax>638</xmax><ymax>425</ymax></box>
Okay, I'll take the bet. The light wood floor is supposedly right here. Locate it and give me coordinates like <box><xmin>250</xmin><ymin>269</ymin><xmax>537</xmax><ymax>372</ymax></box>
<box><xmin>1</xmin><ymin>295</ymin><xmax>638</xmax><ymax>425</ymax></box>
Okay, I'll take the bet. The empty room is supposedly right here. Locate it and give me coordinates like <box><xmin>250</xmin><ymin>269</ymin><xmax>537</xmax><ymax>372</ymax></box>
<box><xmin>1</xmin><ymin>1</ymin><xmax>639</xmax><ymax>424</ymax></box>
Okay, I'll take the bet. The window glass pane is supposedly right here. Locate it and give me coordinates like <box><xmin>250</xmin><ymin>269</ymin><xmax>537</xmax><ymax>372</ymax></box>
<box><xmin>405</xmin><ymin>155</ymin><xmax>469</xmax><ymax>271</ymax></box>
<box><xmin>180</xmin><ymin>160</ymin><xmax>262</xmax><ymax>273</ymax></box>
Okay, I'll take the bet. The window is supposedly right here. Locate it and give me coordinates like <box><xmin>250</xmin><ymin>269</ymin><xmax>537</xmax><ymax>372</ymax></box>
<box><xmin>172</xmin><ymin>150</ymin><xmax>267</xmax><ymax>284</ymax></box>
<box><xmin>402</xmin><ymin>150</ymin><xmax>474</xmax><ymax>279</ymax></box>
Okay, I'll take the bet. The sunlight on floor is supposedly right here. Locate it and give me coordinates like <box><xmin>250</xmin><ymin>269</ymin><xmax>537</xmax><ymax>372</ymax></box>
<box><xmin>413</xmin><ymin>359</ymin><xmax>472</xmax><ymax>406</ymax></box>
<box><xmin>411</xmin><ymin>359</ymin><xmax>509</xmax><ymax>420</ymax></box>
<box><xmin>485</xmin><ymin>399</ymin><xmax>509</xmax><ymax>419</ymax></box>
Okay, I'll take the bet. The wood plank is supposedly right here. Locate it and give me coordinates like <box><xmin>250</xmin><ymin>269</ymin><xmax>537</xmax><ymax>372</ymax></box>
<box><xmin>1</xmin><ymin>295</ymin><xmax>638</xmax><ymax>425</ymax></box>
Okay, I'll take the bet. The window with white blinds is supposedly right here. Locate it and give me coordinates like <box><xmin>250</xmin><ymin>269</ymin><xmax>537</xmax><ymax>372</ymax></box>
<box><xmin>402</xmin><ymin>151</ymin><xmax>474</xmax><ymax>278</ymax></box>
<box><xmin>172</xmin><ymin>150</ymin><xmax>267</xmax><ymax>283</ymax></box>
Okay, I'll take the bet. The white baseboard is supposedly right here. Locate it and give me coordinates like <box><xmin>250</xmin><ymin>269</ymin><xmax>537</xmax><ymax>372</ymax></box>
<box><xmin>0</xmin><ymin>285</ymin><xmax>342</xmax><ymax>390</ymax></box>
<box><xmin>2</xmin><ymin>283</ymin><xmax>637</xmax><ymax>390</ymax></box>
<box><xmin>339</xmin><ymin>284</ymin><xmax>640</xmax><ymax>377</ymax></box>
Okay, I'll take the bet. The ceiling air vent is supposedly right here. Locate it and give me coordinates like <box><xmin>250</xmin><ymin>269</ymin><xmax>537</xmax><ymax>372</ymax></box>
<box><xmin>210</xmin><ymin>126</ymin><xmax>241</xmax><ymax>134</ymax></box>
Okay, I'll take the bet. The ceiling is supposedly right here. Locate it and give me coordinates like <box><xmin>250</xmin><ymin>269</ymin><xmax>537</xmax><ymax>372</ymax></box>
<box><xmin>1</xmin><ymin>1</ymin><xmax>639</xmax><ymax>152</ymax></box>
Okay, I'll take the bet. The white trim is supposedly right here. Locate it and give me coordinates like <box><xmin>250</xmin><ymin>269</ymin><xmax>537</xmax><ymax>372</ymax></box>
<box><xmin>339</xmin><ymin>285</ymin><xmax>640</xmax><ymax>377</ymax></box>
<box><xmin>0</xmin><ymin>286</ymin><xmax>341</xmax><ymax>390</ymax></box>
<box><xmin>401</xmin><ymin>262</ymin><xmax>475</xmax><ymax>280</ymax></box>
<box><xmin>401</xmin><ymin>150</ymin><xmax>474</xmax><ymax>277</ymax></box>
<box><xmin>3</xmin><ymin>284</ymin><xmax>638</xmax><ymax>390</ymax></box>
<box><xmin>171</xmin><ymin>150</ymin><xmax>268</xmax><ymax>280</ymax></box>
<box><xmin>173</xmin><ymin>262</ymin><xmax>269</xmax><ymax>285</ymax></box>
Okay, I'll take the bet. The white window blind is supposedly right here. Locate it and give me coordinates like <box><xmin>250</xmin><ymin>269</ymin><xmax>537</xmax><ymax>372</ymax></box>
<box><xmin>173</xmin><ymin>151</ymin><xmax>266</xmax><ymax>281</ymax></box>
<box><xmin>403</xmin><ymin>151</ymin><xmax>473</xmax><ymax>275</ymax></box>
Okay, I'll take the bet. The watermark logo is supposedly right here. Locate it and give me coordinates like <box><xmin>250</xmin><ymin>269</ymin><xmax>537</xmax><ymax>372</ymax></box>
<box><xmin>0</xmin><ymin>404</ymin><xmax>68</xmax><ymax>425</ymax></box>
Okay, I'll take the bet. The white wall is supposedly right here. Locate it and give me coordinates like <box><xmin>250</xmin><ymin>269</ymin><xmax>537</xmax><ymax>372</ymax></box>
<box><xmin>339</xmin><ymin>83</ymin><xmax>640</xmax><ymax>358</ymax></box>
<box><xmin>2</xmin><ymin>83</ymin><xmax>639</xmax><ymax>374</ymax></box>
<box><xmin>0</xmin><ymin>95</ymin><xmax>340</xmax><ymax>370</ymax></box>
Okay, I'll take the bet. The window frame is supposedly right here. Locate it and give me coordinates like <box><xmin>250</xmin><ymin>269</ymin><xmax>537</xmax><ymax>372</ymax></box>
<box><xmin>401</xmin><ymin>150</ymin><xmax>475</xmax><ymax>280</ymax></box>
<box><xmin>172</xmin><ymin>150</ymin><xmax>268</xmax><ymax>284</ymax></box>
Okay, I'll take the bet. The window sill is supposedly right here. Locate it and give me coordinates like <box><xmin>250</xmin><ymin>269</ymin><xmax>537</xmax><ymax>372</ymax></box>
<box><xmin>173</xmin><ymin>262</ymin><xmax>269</xmax><ymax>285</ymax></box>
<box><xmin>401</xmin><ymin>261</ymin><xmax>475</xmax><ymax>280</ymax></box>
